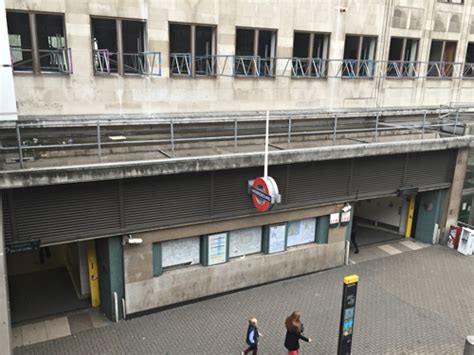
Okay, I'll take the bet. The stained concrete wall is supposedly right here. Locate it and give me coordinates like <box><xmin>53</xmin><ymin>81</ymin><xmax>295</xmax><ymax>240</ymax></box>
<box><xmin>4</xmin><ymin>0</ymin><xmax>474</xmax><ymax>116</ymax></box>
<box><xmin>123</xmin><ymin>203</ymin><xmax>347</xmax><ymax>314</ymax></box>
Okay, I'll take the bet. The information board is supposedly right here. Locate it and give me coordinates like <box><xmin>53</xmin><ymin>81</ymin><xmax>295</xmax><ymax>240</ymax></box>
<box><xmin>268</xmin><ymin>224</ymin><xmax>286</xmax><ymax>253</ymax></box>
<box><xmin>208</xmin><ymin>233</ymin><xmax>227</xmax><ymax>265</ymax></box>
<box><xmin>229</xmin><ymin>227</ymin><xmax>262</xmax><ymax>258</ymax></box>
<box><xmin>287</xmin><ymin>218</ymin><xmax>316</xmax><ymax>247</ymax></box>
<box><xmin>162</xmin><ymin>237</ymin><xmax>200</xmax><ymax>268</ymax></box>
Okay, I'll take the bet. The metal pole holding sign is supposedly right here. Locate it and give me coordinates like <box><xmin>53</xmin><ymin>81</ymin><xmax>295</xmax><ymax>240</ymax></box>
<box><xmin>264</xmin><ymin>110</ymin><xmax>269</xmax><ymax>178</ymax></box>
<box><xmin>338</xmin><ymin>274</ymin><xmax>359</xmax><ymax>355</ymax></box>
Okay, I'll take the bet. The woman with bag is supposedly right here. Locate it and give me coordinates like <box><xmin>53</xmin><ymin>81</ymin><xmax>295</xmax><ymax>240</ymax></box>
<box><xmin>284</xmin><ymin>311</ymin><xmax>312</xmax><ymax>355</ymax></box>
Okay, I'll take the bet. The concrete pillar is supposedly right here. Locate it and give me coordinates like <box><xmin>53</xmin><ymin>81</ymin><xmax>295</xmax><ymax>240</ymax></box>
<box><xmin>441</xmin><ymin>147</ymin><xmax>469</xmax><ymax>244</ymax></box>
<box><xmin>0</xmin><ymin>192</ymin><xmax>12</xmax><ymax>355</ymax></box>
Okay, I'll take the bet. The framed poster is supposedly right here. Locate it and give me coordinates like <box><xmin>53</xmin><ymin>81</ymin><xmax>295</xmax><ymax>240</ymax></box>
<box><xmin>287</xmin><ymin>218</ymin><xmax>316</xmax><ymax>247</ymax></box>
<box><xmin>341</xmin><ymin>211</ymin><xmax>351</xmax><ymax>224</ymax></box>
<box><xmin>330</xmin><ymin>212</ymin><xmax>340</xmax><ymax>226</ymax></box>
<box><xmin>229</xmin><ymin>227</ymin><xmax>262</xmax><ymax>258</ymax></box>
<box><xmin>264</xmin><ymin>224</ymin><xmax>287</xmax><ymax>254</ymax></box>
<box><xmin>207</xmin><ymin>233</ymin><xmax>228</xmax><ymax>265</ymax></box>
<box><xmin>161</xmin><ymin>237</ymin><xmax>200</xmax><ymax>268</ymax></box>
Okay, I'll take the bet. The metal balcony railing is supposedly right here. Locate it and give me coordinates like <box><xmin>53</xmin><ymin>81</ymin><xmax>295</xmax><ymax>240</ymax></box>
<box><xmin>94</xmin><ymin>50</ymin><xmax>161</xmax><ymax>76</ymax></box>
<box><xmin>123</xmin><ymin>52</ymin><xmax>162</xmax><ymax>76</ymax></box>
<box><xmin>290</xmin><ymin>58</ymin><xmax>328</xmax><ymax>78</ymax></box>
<box><xmin>385</xmin><ymin>61</ymin><xmax>421</xmax><ymax>78</ymax></box>
<box><xmin>463</xmin><ymin>63</ymin><xmax>474</xmax><ymax>78</ymax></box>
<box><xmin>170</xmin><ymin>53</ymin><xmax>192</xmax><ymax>76</ymax></box>
<box><xmin>426</xmin><ymin>61</ymin><xmax>463</xmax><ymax>78</ymax></box>
<box><xmin>10</xmin><ymin>47</ymin><xmax>72</xmax><ymax>73</ymax></box>
<box><xmin>337</xmin><ymin>59</ymin><xmax>376</xmax><ymax>78</ymax></box>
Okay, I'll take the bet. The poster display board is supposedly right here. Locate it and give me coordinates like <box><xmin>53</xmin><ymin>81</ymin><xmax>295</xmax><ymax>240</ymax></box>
<box><xmin>229</xmin><ymin>227</ymin><xmax>262</xmax><ymax>258</ymax></box>
<box><xmin>287</xmin><ymin>218</ymin><xmax>317</xmax><ymax>247</ymax></box>
<box><xmin>266</xmin><ymin>224</ymin><xmax>287</xmax><ymax>253</ymax></box>
<box><xmin>207</xmin><ymin>233</ymin><xmax>228</xmax><ymax>265</ymax></box>
<box><xmin>162</xmin><ymin>237</ymin><xmax>200</xmax><ymax>268</ymax></box>
<box><xmin>330</xmin><ymin>212</ymin><xmax>340</xmax><ymax>226</ymax></box>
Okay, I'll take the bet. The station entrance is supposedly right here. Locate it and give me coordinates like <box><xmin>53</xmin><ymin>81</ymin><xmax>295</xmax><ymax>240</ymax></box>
<box><xmin>351</xmin><ymin>190</ymin><xmax>445</xmax><ymax>252</ymax></box>
<box><xmin>6</xmin><ymin>242</ymin><xmax>92</xmax><ymax>325</ymax></box>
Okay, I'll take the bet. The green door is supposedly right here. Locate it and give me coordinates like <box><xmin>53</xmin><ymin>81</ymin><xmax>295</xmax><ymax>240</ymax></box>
<box><xmin>414</xmin><ymin>190</ymin><xmax>444</xmax><ymax>244</ymax></box>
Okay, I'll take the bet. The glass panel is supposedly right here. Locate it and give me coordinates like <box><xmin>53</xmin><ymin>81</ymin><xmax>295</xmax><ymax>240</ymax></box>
<box><xmin>6</xmin><ymin>12</ymin><xmax>33</xmax><ymax>71</ymax></box>
<box><xmin>92</xmin><ymin>18</ymin><xmax>118</xmax><ymax>73</ymax></box>
<box><xmin>36</xmin><ymin>14</ymin><xmax>66</xmax><ymax>72</ymax></box>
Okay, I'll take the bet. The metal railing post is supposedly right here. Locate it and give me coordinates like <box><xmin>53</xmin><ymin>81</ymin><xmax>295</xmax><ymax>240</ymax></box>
<box><xmin>288</xmin><ymin>116</ymin><xmax>292</xmax><ymax>145</ymax></box>
<box><xmin>15</xmin><ymin>123</ymin><xmax>24</xmax><ymax>169</ymax></box>
<box><xmin>234</xmin><ymin>118</ymin><xmax>238</xmax><ymax>149</ymax></box>
<box><xmin>97</xmin><ymin>121</ymin><xmax>102</xmax><ymax>162</ymax></box>
<box><xmin>170</xmin><ymin>119</ymin><xmax>175</xmax><ymax>157</ymax></box>
<box><xmin>374</xmin><ymin>112</ymin><xmax>379</xmax><ymax>143</ymax></box>
<box><xmin>333</xmin><ymin>115</ymin><xmax>338</xmax><ymax>145</ymax></box>
<box><xmin>453</xmin><ymin>109</ymin><xmax>459</xmax><ymax>136</ymax></box>
<box><xmin>422</xmin><ymin>110</ymin><xmax>426</xmax><ymax>139</ymax></box>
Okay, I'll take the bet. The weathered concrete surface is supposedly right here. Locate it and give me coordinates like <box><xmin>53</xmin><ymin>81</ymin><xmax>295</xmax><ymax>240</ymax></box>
<box><xmin>0</xmin><ymin>136</ymin><xmax>471</xmax><ymax>189</ymax></box>
<box><xmin>125</xmin><ymin>241</ymin><xmax>345</xmax><ymax>314</ymax></box>
<box><xmin>442</xmin><ymin>147</ymin><xmax>470</xmax><ymax>243</ymax></box>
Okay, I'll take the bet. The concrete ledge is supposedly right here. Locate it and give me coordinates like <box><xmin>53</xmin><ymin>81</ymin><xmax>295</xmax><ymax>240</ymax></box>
<box><xmin>0</xmin><ymin>136</ymin><xmax>471</xmax><ymax>189</ymax></box>
<box><xmin>124</xmin><ymin>241</ymin><xmax>345</xmax><ymax>314</ymax></box>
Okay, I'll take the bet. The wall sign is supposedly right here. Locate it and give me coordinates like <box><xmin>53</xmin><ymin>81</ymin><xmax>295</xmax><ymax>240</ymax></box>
<box><xmin>264</xmin><ymin>224</ymin><xmax>286</xmax><ymax>254</ymax></box>
<box><xmin>5</xmin><ymin>240</ymin><xmax>40</xmax><ymax>255</ymax></box>
<box><xmin>207</xmin><ymin>233</ymin><xmax>228</xmax><ymax>265</ymax></box>
<box><xmin>341</xmin><ymin>211</ymin><xmax>351</xmax><ymax>224</ymax></box>
<box><xmin>249</xmin><ymin>177</ymin><xmax>281</xmax><ymax>212</ymax></box>
<box><xmin>330</xmin><ymin>212</ymin><xmax>340</xmax><ymax>226</ymax></box>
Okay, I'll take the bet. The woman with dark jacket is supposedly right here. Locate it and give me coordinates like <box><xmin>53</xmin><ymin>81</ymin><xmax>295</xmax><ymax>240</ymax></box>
<box><xmin>284</xmin><ymin>311</ymin><xmax>312</xmax><ymax>354</ymax></box>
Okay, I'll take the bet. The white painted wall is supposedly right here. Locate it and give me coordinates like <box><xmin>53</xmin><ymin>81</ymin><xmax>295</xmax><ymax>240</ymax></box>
<box><xmin>355</xmin><ymin>196</ymin><xmax>405</xmax><ymax>229</ymax></box>
<box><xmin>0</xmin><ymin>0</ymin><xmax>17</xmax><ymax>121</ymax></box>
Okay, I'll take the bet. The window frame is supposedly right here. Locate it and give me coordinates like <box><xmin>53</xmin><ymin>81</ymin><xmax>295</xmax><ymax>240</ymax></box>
<box><xmin>234</xmin><ymin>26</ymin><xmax>278</xmax><ymax>78</ymax></box>
<box><xmin>386</xmin><ymin>36</ymin><xmax>420</xmax><ymax>78</ymax></box>
<box><xmin>90</xmin><ymin>15</ymin><xmax>147</xmax><ymax>76</ymax></box>
<box><xmin>427</xmin><ymin>39</ymin><xmax>458</xmax><ymax>78</ymax></box>
<box><xmin>342</xmin><ymin>34</ymin><xmax>378</xmax><ymax>78</ymax></box>
<box><xmin>291</xmin><ymin>30</ymin><xmax>330</xmax><ymax>78</ymax></box>
<box><xmin>6</xmin><ymin>9</ymin><xmax>69</xmax><ymax>74</ymax></box>
<box><xmin>168</xmin><ymin>21</ymin><xmax>217</xmax><ymax>77</ymax></box>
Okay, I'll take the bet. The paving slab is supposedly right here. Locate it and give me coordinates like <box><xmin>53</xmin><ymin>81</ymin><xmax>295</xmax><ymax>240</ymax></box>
<box><xmin>14</xmin><ymin>246</ymin><xmax>474</xmax><ymax>355</ymax></box>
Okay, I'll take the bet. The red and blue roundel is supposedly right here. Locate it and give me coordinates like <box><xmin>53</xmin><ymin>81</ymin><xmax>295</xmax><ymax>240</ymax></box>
<box><xmin>250</xmin><ymin>176</ymin><xmax>280</xmax><ymax>212</ymax></box>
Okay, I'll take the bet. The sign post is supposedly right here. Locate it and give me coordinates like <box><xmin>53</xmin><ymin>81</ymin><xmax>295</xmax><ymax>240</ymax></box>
<box><xmin>337</xmin><ymin>274</ymin><xmax>359</xmax><ymax>355</ymax></box>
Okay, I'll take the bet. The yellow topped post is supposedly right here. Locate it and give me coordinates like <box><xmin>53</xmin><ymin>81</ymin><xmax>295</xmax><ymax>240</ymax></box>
<box><xmin>343</xmin><ymin>274</ymin><xmax>359</xmax><ymax>285</ymax></box>
<box><xmin>405</xmin><ymin>195</ymin><xmax>416</xmax><ymax>238</ymax></box>
<box><xmin>86</xmin><ymin>240</ymin><xmax>100</xmax><ymax>307</ymax></box>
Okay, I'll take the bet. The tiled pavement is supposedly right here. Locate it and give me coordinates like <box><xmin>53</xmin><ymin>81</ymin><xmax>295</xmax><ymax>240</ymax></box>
<box><xmin>14</xmin><ymin>244</ymin><xmax>474</xmax><ymax>354</ymax></box>
<box><xmin>12</xmin><ymin>308</ymin><xmax>111</xmax><ymax>348</ymax></box>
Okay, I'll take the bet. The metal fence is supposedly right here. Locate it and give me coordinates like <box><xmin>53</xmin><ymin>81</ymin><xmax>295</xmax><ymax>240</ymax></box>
<box><xmin>10</xmin><ymin>47</ymin><xmax>73</xmax><ymax>73</ymax></box>
<box><xmin>94</xmin><ymin>50</ymin><xmax>161</xmax><ymax>75</ymax></box>
<box><xmin>1</xmin><ymin>106</ymin><xmax>471</xmax><ymax>170</ymax></box>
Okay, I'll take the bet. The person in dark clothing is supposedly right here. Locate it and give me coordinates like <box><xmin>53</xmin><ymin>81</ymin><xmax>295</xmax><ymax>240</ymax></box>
<box><xmin>242</xmin><ymin>317</ymin><xmax>261</xmax><ymax>355</ymax></box>
<box><xmin>351</xmin><ymin>222</ymin><xmax>359</xmax><ymax>254</ymax></box>
<box><xmin>284</xmin><ymin>311</ymin><xmax>312</xmax><ymax>355</ymax></box>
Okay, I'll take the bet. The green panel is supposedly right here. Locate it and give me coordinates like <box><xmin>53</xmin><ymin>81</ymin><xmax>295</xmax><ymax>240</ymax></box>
<box><xmin>200</xmin><ymin>235</ymin><xmax>209</xmax><ymax>266</ymax></box>
<box><xmin>414</xmin><ymin>190</ymin><xmax>444</xmax><ymax>244</ymax></box>
<box><xmin>345</xmin><ymin>208</ymin><xmax>354</xmax><ymax>242</ymax></box>
<box><xmin>97</xmin><ymin>236</ymin><xmax>125</xmax><ymax>321</ymax></box>
<box><xmin>316</xmin><ymin>216</ymin><xmax>329</xmax><ymax>244</ymax></box>
<box><xmin>152</xmin><ymin>242</ymin><xmax>162</xmax><ymax>277</ymax></box>
<box><xmin>262</xmin><ymin>226</ymin><xmax>270</xmax><ymax>254</ymax></box>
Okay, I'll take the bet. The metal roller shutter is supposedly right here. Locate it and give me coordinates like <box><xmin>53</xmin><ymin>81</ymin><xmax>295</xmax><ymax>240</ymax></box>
<box><xmin>405</xmin><ymin>150</ymin><xmax>454</xmax><ymax>188</ymax></box>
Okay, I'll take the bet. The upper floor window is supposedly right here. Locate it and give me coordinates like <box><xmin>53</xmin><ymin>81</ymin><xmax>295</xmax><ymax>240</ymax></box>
<box><xmin>6</xmin><ymin>11</ymin><xmax>71</xmax><ymax>74</ymax></box>
<box><xmin>169</xmin><ymin>23</ymin><xmax>216</xmax><ymax>77</ymax></box>
<box><xmin>292</xmin><ymin>31</ymin><xmax>330</xmax><ymax>78</ymax></box>
<box><xmin>386</xmin><ymin>37</ymin><xmax>419</xmax><ymax>78</ymax></box>
<box><xmin>464</xmin><ymin>43</ymin><xmax>474</xmax><ymax>78</ymax></box>
<box><xmin>427</xmin><ymin>40</ymin><xmax>457</xmax><ymax>78</ymax></box>
<box><xmin>342</xmin><ymin>35</ymin><xmax>377</xmax><ymax>78</ymax></box>
<box><xmin>235</xmin><ymin>27</ymin><xmax>277</xmax><ymax>77</ymax></box>
<box><xmin>92</xmin><ymin>17</ymin><xmax>159</xmax><ymax>76</ymax></box>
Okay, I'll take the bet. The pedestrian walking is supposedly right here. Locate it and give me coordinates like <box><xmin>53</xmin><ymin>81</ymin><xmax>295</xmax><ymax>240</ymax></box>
<box><xmin>284</xmin><ymin>311</ymin><xmax>312</xmax><ymax>355</ymax></box>
<box><xmin>242</xmin><ymin>317</ymin><xmax>261</xmax><ymax>355</ymax></box>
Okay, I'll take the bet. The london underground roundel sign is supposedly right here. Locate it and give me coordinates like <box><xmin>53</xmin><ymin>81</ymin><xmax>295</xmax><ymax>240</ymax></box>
<box><xmin>250</xmin><ymin>176</ymin><xmax>281</xmax><ymax>212</ymax></box>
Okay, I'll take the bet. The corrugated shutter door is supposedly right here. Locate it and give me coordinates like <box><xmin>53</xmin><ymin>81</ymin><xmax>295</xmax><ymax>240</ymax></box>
<box><xmin>2</xmin><ymin>194</ymin><xmax>14</xmax><ymax>244</ymax></box>
<box><xmin>287</xmin><ymin>160</ymin><xmax>351</xmax><ymax>205</ymax></box>
<box><xmin>405</xmin><ymin>150</ymin><xmax>454</xmax><ymax>188</ymax></box>
<box><xmin>352</xmin><ymin>155</ymin><xmax>405</xmax><ymax>197</ymax></box>
<box><xmin>123</xmin><ymin>172</ymin><xmax>211</xmax><ymax>228</ymax></box>
<box><xmin>13</xmin><ymin>182</ymin><xmax>121</xmax><ymax>243</ymax></box>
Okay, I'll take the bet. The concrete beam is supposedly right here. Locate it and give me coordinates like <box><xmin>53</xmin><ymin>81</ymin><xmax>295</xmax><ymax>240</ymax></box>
<box><xmin>0</xmin><ymin>136</ymin><xmax>471</xmax><ymax>189</ymax></box>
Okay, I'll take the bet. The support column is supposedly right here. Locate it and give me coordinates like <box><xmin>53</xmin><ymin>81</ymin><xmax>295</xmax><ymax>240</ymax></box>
<box><xmin>442</xmin><ymin>147</ymin><xmax>469</xmax><ymax>244</ymax></box>
<box><xmin>0</xmin><ymin>193</ymin><xmax>12</xmax><ymax>355</ymax></box>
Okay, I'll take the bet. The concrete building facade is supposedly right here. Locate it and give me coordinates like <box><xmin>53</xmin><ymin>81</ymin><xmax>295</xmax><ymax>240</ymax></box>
<box><xmin>1</xmin><ymin>0</ymin><xmax>473</xmax><ymax>353</ymax></box>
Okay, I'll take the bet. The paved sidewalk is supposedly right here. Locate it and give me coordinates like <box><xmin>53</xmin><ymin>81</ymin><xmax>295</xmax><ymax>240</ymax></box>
<box><xmin>15</xmin><ymin>246</ymin><xmax>474</xmax><ymax>354</ymax></box>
